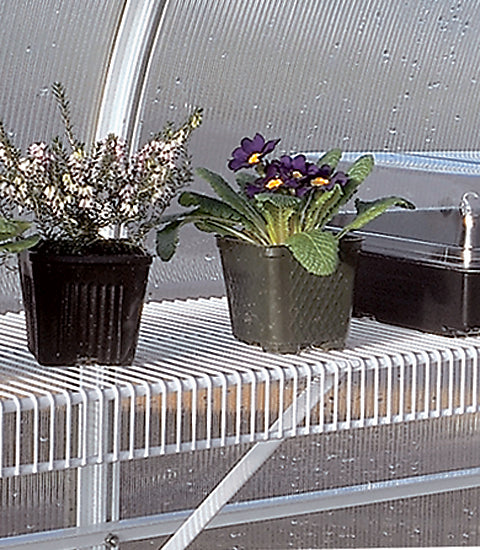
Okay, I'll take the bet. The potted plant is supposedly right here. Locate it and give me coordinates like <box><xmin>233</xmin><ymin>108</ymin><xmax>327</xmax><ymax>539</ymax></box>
<box><xmin>0</xmin><ymin>83</ymin><xmax>202</xmax><ymax>365</ymax></box>
<box><xmin>156</xmin><ymin>133</ymin><xmax>414</xmax><ymax>353</ymax></box>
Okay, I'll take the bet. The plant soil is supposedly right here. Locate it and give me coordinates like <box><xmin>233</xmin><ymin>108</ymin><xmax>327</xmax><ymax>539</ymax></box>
<box><xmin>34</xmin><ymin>238</ymin><xmax>146</xmax><ymax>256</ymax></box>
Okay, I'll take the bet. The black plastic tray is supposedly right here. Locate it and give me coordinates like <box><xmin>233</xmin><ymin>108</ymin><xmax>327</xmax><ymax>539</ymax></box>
<box><xmin>332</xmin><ymin>207</ymin><xmax>480</xmax><ymax>335</ymax></box>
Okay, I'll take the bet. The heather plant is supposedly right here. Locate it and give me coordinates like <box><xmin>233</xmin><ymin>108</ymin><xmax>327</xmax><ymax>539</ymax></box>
<box><xmin>0</xmin><ymin>83</ymin><xmax>202</xmax><ymax>253</ymax></box>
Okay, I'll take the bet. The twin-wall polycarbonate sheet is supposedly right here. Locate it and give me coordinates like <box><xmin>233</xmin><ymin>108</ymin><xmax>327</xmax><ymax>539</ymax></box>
<box><xmin>0</xmin><ymin>297</ymin><xmax>479</xmax><ymax>479</ymax></box>
<box><xmin>137</xmin><ymin>0</ymin><xmax>480</xmax><ymax>172</ymax></box>
<box><xmin>0</xmin><ymin>1</ymin><xmax>126</xmax><ymax>149</ymax></box>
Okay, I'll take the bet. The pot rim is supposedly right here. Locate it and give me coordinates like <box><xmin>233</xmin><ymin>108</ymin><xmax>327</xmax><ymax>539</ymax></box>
<box><xmin>22</xmin><ymin>249</ymin><xmax>153</xmax><ymax>265</ymax></box>
<box><xmin>215</xmin><ymin>232</ymin><xmax>364</xmax><ymax>250</ymax></box>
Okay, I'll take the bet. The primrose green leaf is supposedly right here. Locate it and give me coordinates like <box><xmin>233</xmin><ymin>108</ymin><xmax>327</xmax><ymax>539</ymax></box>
<box><xmin>196</xmin><ymin>167</ymin><xmax>268</xmax><ymax>239</ymax></box>
<box><xmin>346</xmin><ymin>154</ymin><xmax>375</xmax><ymax>184</ymax></box>
<box><xmin>179</xmin><ymin>191</ymin><xmax>242</xmax><ymax>221</ymax></box>
<box><xmin>285</xmin><ymin>229</ymin><xmax>339</xmax><ymax>276</ymax></box>
<box><xmin>155</xmin><ymin>219</ymin><xmax>184</xmax><ymax>261</ymax></box>
<box><xmin>316</xmin><ymin>148</ymin><xmax>342</xmax><ymax>170</ymax></box>
<box><xmin>301</xmin><ymin>185</ymin><xmax>343</xmax><ymax>232</ymax></box>
<box><xmin>337</xmin><ymin>196</ymin><xmax>415</xmax><ymax>238</ymax></box>
<box><xmin>339</xmin><ymin>154</ymin><xmax>375</xmax><ymax>207</ymax></box>
<box><xmin>254</xmin><ymin>193</ymin><xmax>302</xmax><ymax>209</ymax></box>
<box><xmin>254</xmin><ymin>193</ymin><xmax>302</xmax><ymax>244</ymax></box>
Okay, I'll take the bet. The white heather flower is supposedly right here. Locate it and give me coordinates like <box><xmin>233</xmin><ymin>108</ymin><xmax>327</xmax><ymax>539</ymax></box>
<box><xmin>79</xmin><ymin>197</ymin><xmax>93</xmax><ymax>209</ymax></box>
<box><xmin>78</xmin><ymin>185</ymin><xmax>94</xmax><ymax>198</ymax></box>
<box><xmin>44</xmin><ymin>186</ymin><xmax>56</xmax><ymax>200</ymax></box>
<box><xmin>120</xmin><ymin>202</ymin><xmax>139</xmax><ymax>215</ymax></box>
<box><xmin>119</xmin><ymin>183</ymin><xmax>135</xmax><ymax>200</ymax></box>
<box><xmin>17</xmin><ymin>182</ymin><xmax>29</xmax><ymax>199</ymax></box>
<box><xmin>72</xmin><ymin>149</ymin><xmax>84</xmax><ymax>161</ymax></box>
<box><xmin>18</xmin><ymin>158</ymin><xmax>31</xmax><ymax>172</ymax></box>
<box><xmin>28</xmin><ymin>142</ymin><xmax>48</xmax><ymax>158</ymax></box>
<box><xmin>62</xmin><ymin>172</ymin><xmax>78</xmax><ymax>193</ymax></box>
<box><xmin>0</xmin><ymin>182</ymin><xmax>17</xmax><ymax>198</ymax></box>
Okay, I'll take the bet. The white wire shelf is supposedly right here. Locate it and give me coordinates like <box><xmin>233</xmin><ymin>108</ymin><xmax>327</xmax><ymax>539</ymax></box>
<box><xmin>0</xmin><ymin>296</ymin><xmax>479</xmax><ymax>478</ymax></box>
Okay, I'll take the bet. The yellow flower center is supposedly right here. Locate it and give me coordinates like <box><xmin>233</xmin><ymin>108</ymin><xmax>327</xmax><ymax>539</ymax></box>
<box><xmin>248</xmin><ymin>152</ymin><xmax>261</xmax><ymax>164</ymax></box>
<box><xmin>312</xmin><ymin>177</ymin><xmax>330</xmax><ymax>187</ymax></box>
<box><xmin>292</xmin><ymin>170</ymin><xmax>303</xmax><ymax>179</ymax></box>
<box><xmin>266</xmin><ymin>178</ymin><xmax>284</xmax><ymax>189</ymax></box>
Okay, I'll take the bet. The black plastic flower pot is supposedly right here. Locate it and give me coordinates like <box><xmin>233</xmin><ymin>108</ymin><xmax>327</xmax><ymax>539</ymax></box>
<box><xmin>216</xmin><ymin>234</ymin><xmax>362</xmax><ymax>354</ymax></box>
<box><xmin>19</xmin><ymin>249</ymin><xmax>152</xmax><ymax>366</ymax></box>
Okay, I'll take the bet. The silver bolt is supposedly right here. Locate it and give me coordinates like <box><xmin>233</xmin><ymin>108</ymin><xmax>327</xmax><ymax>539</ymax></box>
<box><xmin>104</xmin><ymin>533</ymin><xmax>119</xmax><ymax>548</ymax></box>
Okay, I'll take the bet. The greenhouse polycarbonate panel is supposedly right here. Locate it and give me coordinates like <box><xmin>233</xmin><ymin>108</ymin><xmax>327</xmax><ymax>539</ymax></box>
<box><xmin>0</xmin><ymin>1</ymin><xmax>126</xmax><ymax>149</ymax></box>
<box><xmin>0</xmin><ymin>296</ymin><xmax>480</xmax><ymax>479</ymax></box>
<box><xmin>136</xmin><ymin>0</ymin><xmax>480</xmax><ymax>172</ymax></box>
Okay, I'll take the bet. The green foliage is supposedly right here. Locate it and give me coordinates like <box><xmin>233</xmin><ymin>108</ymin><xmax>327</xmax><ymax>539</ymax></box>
<box><xmin>300</xmin><ymin>185</ymin><xmax>343</xmax><ymax>233</ymax></box>
<box><xmin>316</xmin><ymin>148</ymin><xmax>342</xmax><ymax>170</ymax></box>
<box><xmin>156</xmin><ymin>146</ymin><xmax>414</xmax><ymax>276</ymax></box>
<box><xmin>285</xmin><ymin>229</ymin><xmax>339</xmax><ymax>276</ymax></box>
<box><xmin>338</xmin><ymin>154</ymin><xmax>375</xmax><ymax>208</ymax></box>
<box><xmin>254</xmin><ymin>193</ymin><xmax>302</xmax><ymax>243</ymax></box>
<box><xmin>337</xmin><ymin>196</ymin><xmax>416</xmax><ymax>238</ymax></box>
<box><xmin>0</xmin><ymin>218</ymin><xmax>39</xmax><ymax>255</ymax></box>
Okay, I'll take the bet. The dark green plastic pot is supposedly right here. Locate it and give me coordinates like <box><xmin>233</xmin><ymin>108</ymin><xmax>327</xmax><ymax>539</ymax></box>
<box><xmin>217</xmin><ymin>234</ymin><xmax>362</xmax><ymax>354</ymax></box>
<box><xmin>19</xmin><ymin>249</ymin><xmax>152</xmax><ymax>366</ymax></box>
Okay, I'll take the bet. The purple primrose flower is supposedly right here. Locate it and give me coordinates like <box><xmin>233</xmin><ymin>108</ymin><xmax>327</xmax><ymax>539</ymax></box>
<box><xmin>246</xmin><ymin>154</ymin><xmax>349</xmax><ymax>198</ymax></box>
<box><xmin>228</xmin><ymin>133</ymin><xmax>280</xmax><ymax>171</ymax></box>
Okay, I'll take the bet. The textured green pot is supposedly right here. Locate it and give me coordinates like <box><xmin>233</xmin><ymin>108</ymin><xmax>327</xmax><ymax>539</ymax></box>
<box><xmin>19</xmin><ymin>249</ymin><xmax>152</xmax><ymax>366</ymax></box>
<box><xmin>217</xmin><ymin>234</ymin><xmax>362</xmax><ymax>354</ymax></box>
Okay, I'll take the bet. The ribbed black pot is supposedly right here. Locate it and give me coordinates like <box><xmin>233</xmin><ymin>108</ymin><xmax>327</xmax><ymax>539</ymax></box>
<box><xmin>217</xmin><ymin>234</ymin><xmax>362</xmax><ymax>354</ymax></box>
<box><xmin>19</xmin><ymin>249</ymin><xmax>152</xmax><ymax>366</ymax></box>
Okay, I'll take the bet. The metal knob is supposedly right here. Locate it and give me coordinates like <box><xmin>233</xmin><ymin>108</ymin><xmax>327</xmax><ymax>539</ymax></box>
<box><xmin>460</xmin><ymin>191</ymin><xmax>480</xmax><ymax>267</ymax></box>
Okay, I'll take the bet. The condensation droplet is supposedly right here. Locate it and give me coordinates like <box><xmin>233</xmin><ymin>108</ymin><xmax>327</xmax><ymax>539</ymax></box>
<box><xmin>25</xmin><ymin>45</ymin><xmax>31</xmax><ymax>54</ymax></box>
